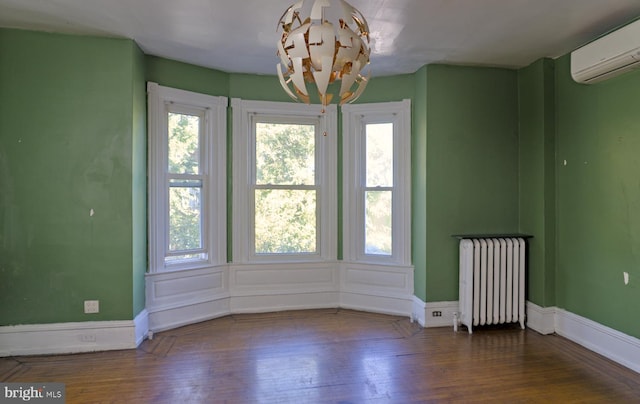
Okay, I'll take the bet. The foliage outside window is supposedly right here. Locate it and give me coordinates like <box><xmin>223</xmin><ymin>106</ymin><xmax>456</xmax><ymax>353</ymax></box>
<box><xmin>365</xmin><ymin>123</ymin><xmax>394</xmax><ymax>255</ymax></box>
<box><xmin>232</xmin><ymin>99</ymin><xmax>337</xmax><ymax>263</ymax></box>
<box><xmin>254</xmin><ymin>122</ymin><xmax>317</xmax><ymax>254</ymax></box>
<box><xmin>167</xmin><ymin>112</ymin><xmax>204</xmax><ymax>259</ymax></box>
<box><xmin>342</xmin><ymin>100</ymin><xmax>411</xmax><ymax>265</ymax></box>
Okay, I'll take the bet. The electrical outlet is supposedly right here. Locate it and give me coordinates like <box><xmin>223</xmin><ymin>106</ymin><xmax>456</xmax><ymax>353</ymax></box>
<box><xmin>432</xmin><ymin>311</ymin><xmax>442</xmax><ymax>317</ymax></box>
<box><xmin>84</xmin><ymin>300</ymin><xmax>99</xmax><ymax>314</ymax></box>
<box><xmin>80</xmin><ymin>334</ymin><xmax>96</xmax><ymax>342</ymax></box>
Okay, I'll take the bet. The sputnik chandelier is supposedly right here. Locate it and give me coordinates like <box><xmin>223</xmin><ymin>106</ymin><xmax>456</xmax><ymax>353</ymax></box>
<box><xmin>277</xmin><ymin>0</ymin><xmax>371</xmax><ymax>109</ymax></box>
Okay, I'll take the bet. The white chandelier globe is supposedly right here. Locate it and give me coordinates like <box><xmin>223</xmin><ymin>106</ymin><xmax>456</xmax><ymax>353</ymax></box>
<box><xmin>277</xmin><ymin>0</ymin><xmax>371</xmax><ymax>108</ymax></box>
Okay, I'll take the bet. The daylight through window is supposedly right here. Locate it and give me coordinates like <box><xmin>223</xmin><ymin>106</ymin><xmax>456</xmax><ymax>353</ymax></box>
<box><xmin>342</xmin><ymin>100</ymin><xmax>411</xmax><ymax>265</ymax></box>
<box><xmin>148</xmin><ymin>83</ymin><xmax>227</xmax><ymax>272</ymax></box>
<box><xmin>167</xmin><ymin>111</ymin><xmax>205</xmax><ymax>261</ymax></box>
<box><xmin>232</xmin><ymin>99</ymin><xmax>337</xmax><ymax>263</ymax></box>
<box><xmin>254</xmin><ymin>122</ymin><xmax>318</xmax><ymax>254</ymax></box>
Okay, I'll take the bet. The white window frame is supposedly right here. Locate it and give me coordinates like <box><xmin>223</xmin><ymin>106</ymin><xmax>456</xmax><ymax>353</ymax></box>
<box><xmin>147</xmin><ymin>82</ymin><xmax>227</xmax><ymax>272</ymax></box>
<box><xmin>232</xmin><ymin>99</ymin><xmax>337</xmax><ymax>263</ymax></box>
<box><xmin>342</xmin><ymin>99</ymin><xmax>412</xmax><ymax>265</ymax></box>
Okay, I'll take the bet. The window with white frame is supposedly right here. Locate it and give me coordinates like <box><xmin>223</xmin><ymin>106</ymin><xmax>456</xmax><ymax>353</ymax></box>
<box><xmin>147</xmin><ymin>82</ymin><xmax>227</xmax><ymax>272</ymax></box>
<box><xmin>232</xmin><ymin>99</ymin><xmax>337</xmax><ymax>262</ymax></box>
<box><xmin>342</xmin><ymin>100</ymin><xmax>411</xmax><ymax>265</ymax></box>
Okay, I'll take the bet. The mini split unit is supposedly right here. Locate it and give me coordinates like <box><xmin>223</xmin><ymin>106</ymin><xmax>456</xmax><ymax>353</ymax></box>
<box><xmin>571</xmin><ymin>18</ymin><xmax>640</xmax><ymax>84</ymax></box>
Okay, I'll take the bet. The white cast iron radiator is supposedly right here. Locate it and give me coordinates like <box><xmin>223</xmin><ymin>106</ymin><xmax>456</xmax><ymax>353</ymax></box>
<box><xmin>455</xmin><ymin>237</ymin><xmax>527</xmax><ymax>334</ymax></box>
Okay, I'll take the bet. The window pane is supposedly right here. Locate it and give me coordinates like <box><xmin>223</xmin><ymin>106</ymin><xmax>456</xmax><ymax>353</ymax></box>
<box><xmin>168</xmin><ymin>112</ymin><xmax>200</xmax><ymax>174</ymax></box>
<box><xmin>365</xmin><ymin>191</ymin><xmax>392</xmax><ymax>255</ymax></box>
<box><xmin>255</xmin><ymin>189</ymin><xmax>316</xmax><ymax>254</ymax></box>
<box><xmin>255</xmin><ymin>123</ymin><xmax>315</xmax><ymax>185</ymax></box>
<box><xmin>366</xmin><ymin>123</ymin><xmax>393</xmax><ymax>187</ymax></box>
<box><xmin>169</xmin><ymin>185</ymin><xmax>202</xmax><ymax>251</ymax></box>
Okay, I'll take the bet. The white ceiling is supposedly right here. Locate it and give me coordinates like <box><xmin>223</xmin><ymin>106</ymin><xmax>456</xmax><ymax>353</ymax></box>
<box><xmin>1</xmin><ymin>0</ymin><xmax>640</xmax><ymax>77</ymax></box>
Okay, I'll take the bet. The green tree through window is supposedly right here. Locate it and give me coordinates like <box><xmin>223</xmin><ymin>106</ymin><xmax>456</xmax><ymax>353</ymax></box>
<box><xmin>364</xmin><ymin>123</ymin><xmax>393</xmax><ymax>255</ymax></box>
<box><xmin>168</xmin><ymin>112</ymin><xmax>203</xmax><ymax>256</ymax></box>
<box><xmin>254</xmin><ymin>122</ymin><xmax>317</xmax><ymax>254</ymax></box>
<box><xmin>148</xmin><ymin>82</ymin><xmax>227</xmax><ymax>272</ymax></box>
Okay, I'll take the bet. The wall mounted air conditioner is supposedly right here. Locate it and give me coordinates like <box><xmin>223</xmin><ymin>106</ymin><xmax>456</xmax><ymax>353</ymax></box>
<box><xmin>571</xmin><ymin>18</ymin><xmax>640</xmax><ymax>84</ymax></box>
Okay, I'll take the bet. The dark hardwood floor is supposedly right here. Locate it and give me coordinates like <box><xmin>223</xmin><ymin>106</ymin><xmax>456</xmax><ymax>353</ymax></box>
<box><xmin>1</xmin><ymin>309</ymin><xmax>639</xmax><ymax>403</ymax></box>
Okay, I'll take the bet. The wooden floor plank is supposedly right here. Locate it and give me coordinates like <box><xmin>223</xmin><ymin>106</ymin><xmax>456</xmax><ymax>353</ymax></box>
<box><xmin>1</xmin><ymin>309</ymin><xmax>639</xmax><ymax>403</ymax></box>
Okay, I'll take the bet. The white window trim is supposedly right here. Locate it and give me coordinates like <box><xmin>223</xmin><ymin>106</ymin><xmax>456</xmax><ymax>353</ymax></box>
<box><xmin>231</xmin><ymin>98</ymin><xmax>337</xmax><ymax>263</ymax></box>
<box><xmin>342</xmin><ymin>99</ymin><xmax>412</xmax><ymax>265</ymax></box>
<box><xmin>147</xmin><ymin>82</ymin><xmax>227</xmax><ymax>272</ymax></box>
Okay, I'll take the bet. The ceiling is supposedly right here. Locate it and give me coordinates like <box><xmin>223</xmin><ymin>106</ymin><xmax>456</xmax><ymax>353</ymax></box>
<box><xmin>1</xmin><ymin>0</ymin><xmax>640</xmax><ymax>77</ymax></box>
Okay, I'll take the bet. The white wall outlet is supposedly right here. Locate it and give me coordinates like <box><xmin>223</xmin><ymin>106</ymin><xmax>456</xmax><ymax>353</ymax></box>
<box><xmin>79</xmin><ymin>334</ymin><xmax>96</xmax><ymax>342</ymax></box>
<box><xmin>84</xmin><ymin>300</ymin><xmax>100</xmax><ymax>314</ymax></box>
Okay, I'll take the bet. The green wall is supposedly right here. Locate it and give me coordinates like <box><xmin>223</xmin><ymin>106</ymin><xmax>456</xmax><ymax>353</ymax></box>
<box><xmin>229</xmin><ymin>73</ymin><xmax>290</xmax><ymax>102</ymax></box>
<box><xmin>131</xmin><ymin>44</ymin><xmax>147</xmax><ymax>317</ymax></box>
<box><xmin>412</xmin><ymin>66</ymin><xmax>428</xmax><ymax>301</ymax></box>
<box><xmin>555</xmin><ymin>55</ymin><xmax>640</xmax><ymax>338</ymax></box>
<box><xmin>0</xmin><ymin>29</ymin><xmax>145</xmax><ymax>324</ymax></box>
<box><xmin>5</xmin><ymin>26</ymin><xmax>640</xmax><ymax>341</ymax></box>
<box><xmin>355</xmin><ymin>74</ymin><xmax>416</xmax><ymax>104</ymax></box>
<box><xmin>424</xmin><ymin>64</ymin><xmax>520</xmax><ymax>302</ymax></box>
<box><xmin>145</xmin><ymin>55</ymin><xmax>229</xmax><ymax>97</ymax></box>
<box><xmin>227</xmin><ymin>72</ymin><xmax>415</xmax><ymax>104</ymax></box>
<box><xmin>518</xmin><ymin>59</ymin><xmax>556</xmax><ymax>306</ymax></box>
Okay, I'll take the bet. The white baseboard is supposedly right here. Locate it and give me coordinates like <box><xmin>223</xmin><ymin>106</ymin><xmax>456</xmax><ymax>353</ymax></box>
<box><xmin>411</xmin><ymin>298</ymin><xmax>459</xmax><ymax>328</ymax></box>
<box><xmin>526</xmin><ymin>301</ymin><xmax>556</xmax><ymax>335</ymax></box>
<box><xmin>145</xmin><ymin>265</ymin><xmax>231</xmax><ymax>333</ymax></box>
<box><xmin>134</xmin><ymin>309</ymin><xmax>149</xmax><ymax>346</ymax></box>
<box><xmin>147</xmin><ymin>297</ymin><xmax>230</xmax><ymax>333</ymax></box>
<box><xmin>555</xmin><ymin>308</ymin><xmax>640</xmax><ymax>374</ymax></box>
<box><xmin>229</xmin><ymin>292</ymin><xmax>339</xmax><ymax>314</ymax></box>
<box><xmin>0</xmin><ymin>310</ymin><xmax>149</xmax><ymax>358</ymax></box>
<box><xmin>416</xmin><ymin>300</ymin><xmax>640</xmax><ymax>374</ymax></box>
<box><xmin>421</xmin><ymin>300</ymin><xmax>557</xmax><ymax>333</ymax></box>
<box><xmin>339</xmin><ymin>261</ymin><xmax>414</xmax><ymax>319</ymax></box>
<box><xmin>0</xmin><ymin>319</ymin><xmax>139</xmax><ymax>357</ymax></box>
<box><xmin>424</xmin><ymin>301</ymin><xmax>459</xmax><ymax>328</ymax></box>
<box><xmin>4</xmin><ymin>297</ymin><xmax>640</xmax><ymax>375</ymax></box>
<box><xmin>143</xmin><ymin>262</ymin><xmax>416</xmax><ymax>334</ymax></box>
<box><xmin>412</xmin><ymin>296</ymin><xmax>426</xmax><ymax>326</ymax></box>
<box><xmin>340</xmin><ymin>292</ymin><xmax>412</xmax><ymax>318</ymax></box>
